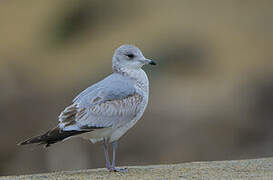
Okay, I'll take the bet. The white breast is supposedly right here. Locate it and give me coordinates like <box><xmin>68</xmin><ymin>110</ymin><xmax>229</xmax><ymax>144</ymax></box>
<box><xmin>80</xmin><ymin>69</ymin><xmax>150</xmax><ymax>143</ymax></box>
<box><xmin>109</xmin><ymin>69</ymin><xmax>149</xmax><ymax>142</ymax></box>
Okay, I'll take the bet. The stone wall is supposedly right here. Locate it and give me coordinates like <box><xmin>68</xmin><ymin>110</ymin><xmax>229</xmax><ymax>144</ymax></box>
<box><xmin>1</xmin><ymin>158</ymin><xmax>272</xmax><ymax>179</ymax></box>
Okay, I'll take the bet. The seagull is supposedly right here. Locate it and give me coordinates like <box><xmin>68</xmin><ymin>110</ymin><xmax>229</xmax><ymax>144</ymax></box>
<box><xmin>18</xmin><ymin>44</ymin><xmax>156</xmax><ymax>172</ymax></box>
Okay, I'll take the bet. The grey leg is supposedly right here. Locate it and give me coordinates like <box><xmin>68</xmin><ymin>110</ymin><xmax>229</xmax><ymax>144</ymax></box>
<box><xmin>111</xmin><ymin>140</ymin><xmax>118</xmax><ymax>168</ymax></box>
<box><xmin>110</xmin><ymin>140</ymin><xmax>128</xmax><ymax>172</ymax></box>
<box><xmin>103</xmin><ymin>138</ymin><xmax>111</xmax><ymax>170</ymax></box>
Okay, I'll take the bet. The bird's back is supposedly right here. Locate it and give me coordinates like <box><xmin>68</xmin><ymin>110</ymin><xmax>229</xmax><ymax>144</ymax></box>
<box><xmin>18</xmin><ymin>44</ymin><xmax>153</xmax><ymax>148</ymax></box>
<box><xmin>58</xmin><ymin>69</ymin><xmax>149</xmax><ymax>143</ymax></box>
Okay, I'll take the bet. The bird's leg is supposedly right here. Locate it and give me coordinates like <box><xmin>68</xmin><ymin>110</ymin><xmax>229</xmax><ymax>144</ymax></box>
<box><xmin>110</xmin><ymin>140</ymin><xmax>128</xmax><ymax>172</ymax></box>
<box><xmin>103</xmin><ymin>138</ymin><xmax>111</xmax><ymax>170</ymax></box>
<box><xmin>111</xmin><ymin>140</ymin><xmax>118</xmax><ymax>168</ymax></box>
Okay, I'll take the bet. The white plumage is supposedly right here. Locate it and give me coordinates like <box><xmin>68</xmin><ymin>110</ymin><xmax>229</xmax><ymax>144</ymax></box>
<box><xmin>59</xmin><ymin>45</ymin><xmax>152</xmax><ymax>143</ymax></box>
<box><xmin>19</xmin><ymin>44</ymin><xmax>156</xmax><ymax>172</ymax></box>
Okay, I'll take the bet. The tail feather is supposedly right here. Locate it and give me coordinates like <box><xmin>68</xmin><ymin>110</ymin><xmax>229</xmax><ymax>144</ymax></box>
<box><xmin>18</xmin><ymin>127</ymin><xmax>89</xmax><ymax>147</ymax></box>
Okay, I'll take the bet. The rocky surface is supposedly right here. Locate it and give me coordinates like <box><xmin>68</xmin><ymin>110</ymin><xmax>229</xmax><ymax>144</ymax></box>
<box><xmin>1</xmin><ymin>158</ymin><xmax>273</xmax><ymax>179</ymax></box>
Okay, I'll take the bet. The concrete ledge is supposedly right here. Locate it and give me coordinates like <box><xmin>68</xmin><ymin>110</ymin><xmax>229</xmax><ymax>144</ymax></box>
<box><xmin>1</xmin><ymin>158</ymin><xmax>273</xmax><ymax>179</ymax></box>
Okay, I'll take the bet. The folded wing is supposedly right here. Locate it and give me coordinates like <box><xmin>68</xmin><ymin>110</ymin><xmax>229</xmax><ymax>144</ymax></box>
<box><xmin>59</xmin><ymin>74</ymin><xmax>144</xmax><ymax>131</ymax></box>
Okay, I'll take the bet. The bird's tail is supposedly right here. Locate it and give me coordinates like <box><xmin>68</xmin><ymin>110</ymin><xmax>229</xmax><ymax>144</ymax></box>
<box><xmin>18</xmin><ymin>127</ymin><xmax>89</xmax><ymax>147</ymax></box>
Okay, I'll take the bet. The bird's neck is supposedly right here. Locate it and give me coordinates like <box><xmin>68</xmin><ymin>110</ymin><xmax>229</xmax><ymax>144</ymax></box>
<box><xmin>114</xmin><ymin>67</ymin><xmax>149</xmax><ymax>93</ymax></box>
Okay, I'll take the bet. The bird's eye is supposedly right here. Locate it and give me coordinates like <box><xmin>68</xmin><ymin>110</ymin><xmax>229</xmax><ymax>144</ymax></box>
<box><xmin>126</xmin><ymin>53</ymin><xmax>135</xmax><ymax>58</ymax></box>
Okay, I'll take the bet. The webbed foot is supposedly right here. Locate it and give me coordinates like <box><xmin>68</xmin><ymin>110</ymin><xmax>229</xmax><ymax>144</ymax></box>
<box><xmin>108</xmin><ymin>167</ymin><xmax>128</xmax><ymax>172</ymax></box>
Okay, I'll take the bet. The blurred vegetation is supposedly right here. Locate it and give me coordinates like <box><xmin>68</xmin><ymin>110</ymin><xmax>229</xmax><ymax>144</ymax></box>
<box><xmin>0</xmin><ymin>0</ymin><xmax>273</xmax><ymax>176</ymax></box>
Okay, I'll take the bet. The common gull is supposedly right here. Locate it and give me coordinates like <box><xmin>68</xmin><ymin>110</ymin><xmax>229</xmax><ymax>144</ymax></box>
<box><xmin>18</xmin><ymin>44</ymin><xmax>156</xmax><ymax>172</ymax></box>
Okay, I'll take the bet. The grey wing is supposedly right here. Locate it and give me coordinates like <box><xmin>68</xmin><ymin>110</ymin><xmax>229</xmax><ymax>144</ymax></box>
<box><xmin>73</xmin><ymin>73</ymin><xmax>133</xmax><ymax>103</ymax></box>
<box><xmin>58</xmin><ymin>74</ymin><xmax>144</xmax><ymax>131</ymax></box>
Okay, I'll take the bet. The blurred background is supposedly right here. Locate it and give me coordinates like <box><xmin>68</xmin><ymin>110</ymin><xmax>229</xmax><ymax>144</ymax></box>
<box><xmin>1</xmin><ymin>0</ymin><xmax>273</xmax><ymax>176</ymax></box>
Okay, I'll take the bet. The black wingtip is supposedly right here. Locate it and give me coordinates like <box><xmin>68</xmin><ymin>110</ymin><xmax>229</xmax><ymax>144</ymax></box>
<box><xmin>149</xmin><ymin>60</ymin><xmax>157</xmax><ymax>65</ymax></box>
<box><xmin>17</xmin><ymin>142</ymin><xmax>23</xmax><ymax>146</ymax></box>
<box><xmin>17</xmin><ymin>127</ymin><xmax>91</xmax><ymax>147</ymax></box>
<box><xmin>17</xmin><ymin>139</ymin><xmax>29</xmax><ymax>146</ymax></box>
<box><xmin>17</xmin><ymin>138</ymin><xmax>36</xmax><ymax>146</ymax></box>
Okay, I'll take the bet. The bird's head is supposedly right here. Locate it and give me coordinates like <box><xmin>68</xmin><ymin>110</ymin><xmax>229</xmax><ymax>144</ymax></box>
<box><xmin>112</xmin><ymin>44</ymin><xmax>156</xmax><ymax>71</ymax></box>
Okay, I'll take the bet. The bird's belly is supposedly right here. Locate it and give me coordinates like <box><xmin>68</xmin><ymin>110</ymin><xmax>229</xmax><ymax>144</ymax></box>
<box><xmin>80</xmin><ymin>117</ymin><xmax>140</xmax><ymax>144</ymax></box>
<box><xmin>79</xmin><ymin>128</ymin><xmax>112</xmax><ymax>143</ymax></box>
<box><xmin>109</xmin><ymin>119</ymin><xmax>138</xmax><ymax>143</ymax></box>
<box><xmin>109</xmin><ymin>103</ymin><xmax>147</xmax><ymax>142</ymax></box>
<box><xmin>109</xmin><ymin>95</ymin><xmax>148</xmax><ymax>142</ymax></box>
<box><xmin>82</xmin><ymin>95</ymin><xmax>148</xmax><ymax>144</ymax></box>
